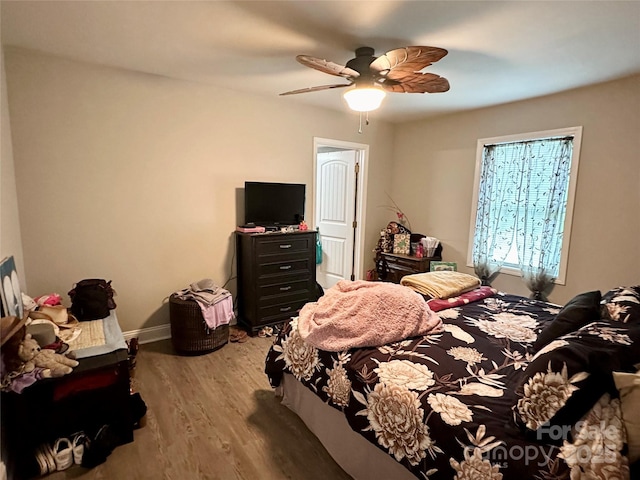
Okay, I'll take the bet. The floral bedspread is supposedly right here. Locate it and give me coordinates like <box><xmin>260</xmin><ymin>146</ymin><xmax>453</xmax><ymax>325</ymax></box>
<box><xmin>264</xmin><ymin>292</ymin><xmax>631</xmax><ymax>480</ymax></box>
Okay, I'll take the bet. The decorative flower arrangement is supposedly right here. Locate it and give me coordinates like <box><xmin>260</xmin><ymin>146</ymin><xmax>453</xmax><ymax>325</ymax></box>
<box><xmin>381</xmin><ymin>194</ymin><xmax>412</xmax><ymax>231</ymax></box>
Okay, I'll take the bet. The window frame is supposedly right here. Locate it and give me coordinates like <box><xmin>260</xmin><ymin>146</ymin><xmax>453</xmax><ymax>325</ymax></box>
<box><xmin>466</xmin><ymin>126</ymin><xmax>583</xmax><ymax>285</ymax></box>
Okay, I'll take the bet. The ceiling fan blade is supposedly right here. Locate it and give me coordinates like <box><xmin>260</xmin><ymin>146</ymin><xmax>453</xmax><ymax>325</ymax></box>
<box><xmin>379</xmin><ymin>73</ymin><xmax>450</xmax><ymax>94</ymax></box>
<box><xmin>370</xmin><ymin>46</ymin><xmax>448</xmax><ymax>79</ymax></box>
<box><xmin>296</xmin><ymin>55</ymin><xmax>360</xmax><ymax>79</ymax></box>
<box><xmin>280</xmin><ymin>83</ymin><xmax>353</xmax><ymax>96</ymax></box>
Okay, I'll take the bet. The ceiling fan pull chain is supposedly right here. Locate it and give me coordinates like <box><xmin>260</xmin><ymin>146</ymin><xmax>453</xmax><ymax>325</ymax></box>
<box><xmin>366</xmin><ymin>111</ymin><xmax>370</xmax><ymax>126</ymax></box>
<box><xmin>358</xmin><ymin>112</ymin><xmax>363</xmax><ymax>134</ymax></box>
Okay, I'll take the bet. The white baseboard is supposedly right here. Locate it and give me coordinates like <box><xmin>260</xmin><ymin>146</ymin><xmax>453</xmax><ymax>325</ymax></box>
<box><xmin>123</xmin><ymin>324</ymin><xmax>171</xmax><ymax>345</ymax></box>
<box><xmin>123</xmin><ymin>318</ymin><xmax>238</xmax><ymax>345</ymax></box>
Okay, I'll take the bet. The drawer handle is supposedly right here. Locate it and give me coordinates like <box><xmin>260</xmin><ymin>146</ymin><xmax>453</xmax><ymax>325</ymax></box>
<box><xmin>279</xmin><ymin>286</ymin><xmax>292</xmax><ymax>291</ymax></box>
<box><xmin>280</xmin><ymin>306</ymin><xmax>292</xmax><ymax>312</ymax></box>
<box><xmin>280</xmin><ymin>244</ymin><xmax>292</xmax><ymax>249</ymax></box>
<box><xmin>279</xmin><ymin>265</ymin><xmax>292</xmax><ymax>270</ymax></box>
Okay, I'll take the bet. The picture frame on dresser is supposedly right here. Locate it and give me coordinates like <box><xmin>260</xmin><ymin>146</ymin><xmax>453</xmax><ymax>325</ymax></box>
<box><xmin>0</xmin><ymin>256</ymin><xmax>24</xmax><ymax>319</ymax></box>
<box><xmin>430</xmin><ymin>261</ymin><xmax>457</xmax><ymax>272</ymax></box>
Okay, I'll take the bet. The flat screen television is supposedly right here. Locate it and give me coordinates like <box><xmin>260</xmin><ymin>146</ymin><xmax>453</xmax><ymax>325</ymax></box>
<box><xmin>244</xmin><ymin>181</ymin><xmax>306</xmax><ymax>227</ymax></box>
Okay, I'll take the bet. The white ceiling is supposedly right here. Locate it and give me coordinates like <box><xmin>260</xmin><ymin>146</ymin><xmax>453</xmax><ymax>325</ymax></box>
<box><xmin>2</xmin><ymin>1</ymin><xmax>639</xmax><ymax>123</ymax></box>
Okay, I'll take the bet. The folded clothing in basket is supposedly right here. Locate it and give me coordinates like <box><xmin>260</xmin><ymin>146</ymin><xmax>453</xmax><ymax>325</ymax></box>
<box><xmin>173</xmin><ymin>279</ymin><xmax>233</xmax><ymax>330</ymax></box>
<box><xmin>204</xmin><ymin>296</ymin><xmax>233</xmax><ymax>330</ymax></box>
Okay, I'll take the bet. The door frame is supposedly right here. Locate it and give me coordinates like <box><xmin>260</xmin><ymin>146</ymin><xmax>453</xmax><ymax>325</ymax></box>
<box><xmin>312</xmin><ymin>137</ymin><xmax>369</xmax><ymax>281</ymax></box>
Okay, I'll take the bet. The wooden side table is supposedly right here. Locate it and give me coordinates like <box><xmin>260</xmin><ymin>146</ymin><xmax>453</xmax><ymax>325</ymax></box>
<box><xmin>1</xmin><ymin>348</ymin><xmax>133</xmax><ymax>477</ymax></box>
<box><xmin>1</xmin><ymin>313</ymin><xmax>134</xmax><ymax>478</ymax></box>
<box><xmin>378</xmin><ymin>252</ymin><xmax>442</xmax><ymax>284</ymax></box>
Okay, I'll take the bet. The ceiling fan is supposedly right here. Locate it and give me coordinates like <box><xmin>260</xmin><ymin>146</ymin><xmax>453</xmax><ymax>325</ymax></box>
<box><xmin>280</xmin><ymin>46</ymin><xmax>450</xmax><ymax>112</ymax></box>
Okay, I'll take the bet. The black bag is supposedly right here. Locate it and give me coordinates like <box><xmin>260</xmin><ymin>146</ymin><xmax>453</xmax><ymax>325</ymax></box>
<box><xmin>312</xmin><ymin>282</ymin><xmax>324</xmax><ymax>301</ymax></box>
<box><xmin>81</xmin><ymin>424</ymin><xmax>118</xmax><ymax>469</ymax></box>
<box><xmin>130</xmin><ymin>392</ymin><xmax>147</xmax><ymax>429</ymax></box>
<box><xmin>68</xmin><ymin>279</ymin><xmax>116</xmax><ymax>320</ymax></box>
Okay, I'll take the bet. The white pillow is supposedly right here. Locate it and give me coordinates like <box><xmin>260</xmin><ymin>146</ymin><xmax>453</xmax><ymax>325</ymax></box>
<box><xmin>613</xmin><ymin>370</ymin><xmax>640</xmax><ymax>463</ymax></box>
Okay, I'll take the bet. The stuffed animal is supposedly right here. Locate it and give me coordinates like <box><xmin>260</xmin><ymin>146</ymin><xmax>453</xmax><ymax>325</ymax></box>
<box><xmin>18</xmin><ymin>334</ymin><xmax>79</xmax><ymax>378</ymax></box>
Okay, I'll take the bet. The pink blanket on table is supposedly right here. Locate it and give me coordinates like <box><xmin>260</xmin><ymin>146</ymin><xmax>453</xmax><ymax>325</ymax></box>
<box><xmin>297</xmin><ymin>280</ymin><xmax>443</xmax><ymax>352</ymax></box>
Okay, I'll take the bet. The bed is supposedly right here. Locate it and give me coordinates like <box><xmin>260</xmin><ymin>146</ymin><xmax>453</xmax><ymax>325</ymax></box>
<box><xmin>265</xmin><ymin>276</ymin><xmax>639</xmax><ymax>480</ymax></box>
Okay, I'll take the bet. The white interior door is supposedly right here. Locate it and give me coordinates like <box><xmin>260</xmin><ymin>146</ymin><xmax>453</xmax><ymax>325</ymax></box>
<box><xmin>315</xmin><ymin>150</ymin><xmax>357</xmax><ymax>289</ymax></box>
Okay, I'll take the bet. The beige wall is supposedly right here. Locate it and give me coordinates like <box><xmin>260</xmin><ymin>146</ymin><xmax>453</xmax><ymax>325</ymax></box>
<box><xmin>0</xmin><ymin>45</ymin><xmax>23</xmax><ymax>480</ymax></box>
<box><xmin>3</xmin><ymin>47</ymin><xmax>394</xmax><ymax>333</ymax></box>
<box><xmin>5</xmin><ymin>46</ymin><xmax>638</xmax><ymax>332</ymax></box>
<box><xmin>0</xmin><ymin>49</ymin><xmax>26</xmax><ymax>291</ymax></box>
<box><xmin>391</xmin><ymin>74</ymin><xmax>640</xmax><ymax>304</ymax></box>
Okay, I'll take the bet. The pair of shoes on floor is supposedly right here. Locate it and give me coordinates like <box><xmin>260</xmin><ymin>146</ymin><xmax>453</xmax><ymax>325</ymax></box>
<box><xmin>35</xmin><ymin>443</ymin><xmax>56</xmax><ymax>475</ymax></box>
<box><xmin>34</xmin><ymin>433</ymin><xmax>87</xmax><ymax>474</ymax></box>
<box><xmin>52</xmin><ymin>434</ymin><xmax>87</xmax><ymax>470</ymax></box>
<box><xmin>53</xmin><ymin>437</ymin><xmax>73</xmax><ymax>470</ymax></box>
<box><xmin>229</xmin><ymin>326</ymin><xmax>248</xmax><ymax>343</ymax></box>
<box><xmin>71</xmin><ymin>433</ymin><xmax>89</xmax><ymax>465</ymax></box>
<box><xmin>258</xmin><ymin>326</ymin><xmax>273</xmax><ymax>337</ymax></box>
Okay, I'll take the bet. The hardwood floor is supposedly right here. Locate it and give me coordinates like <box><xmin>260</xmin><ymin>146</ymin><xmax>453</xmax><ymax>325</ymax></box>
<box><xmin>45</xmin><ymin>336</ymin><xmax>352</xmax><ymax>480</ymax></box>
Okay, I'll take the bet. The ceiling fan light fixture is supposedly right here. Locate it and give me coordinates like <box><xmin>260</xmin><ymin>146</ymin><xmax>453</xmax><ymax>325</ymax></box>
<box><xmin>343</xmin><ymin>86</ymin><xmax>386</xmax><ymax>112</ymax></box>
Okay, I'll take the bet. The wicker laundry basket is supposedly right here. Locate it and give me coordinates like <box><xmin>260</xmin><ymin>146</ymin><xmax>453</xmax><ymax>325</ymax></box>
<box><xmin>169</xmin><ymin>294</ymin><xmax>229</xmax><ymax>354</ymax></box>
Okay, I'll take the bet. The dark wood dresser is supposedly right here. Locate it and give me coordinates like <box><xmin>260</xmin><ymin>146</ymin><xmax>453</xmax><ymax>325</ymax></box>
<box><xmin>236</xmin><ymin>230</ymin><xmax>317</xmax><ymax>334</ymax></box>
<box><xmin>379</xmin><ymin>251</ymin><xmax>442</xmax><ymax>284</ymax></box>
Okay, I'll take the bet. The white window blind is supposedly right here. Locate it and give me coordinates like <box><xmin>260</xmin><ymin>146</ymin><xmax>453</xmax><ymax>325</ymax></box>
<box><xmin>467</xmin><ymin>127</ymin><xmax>583</xmax><ymax>284</ymax></box>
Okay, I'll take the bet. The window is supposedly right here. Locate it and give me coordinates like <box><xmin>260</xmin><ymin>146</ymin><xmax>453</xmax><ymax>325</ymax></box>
<box><xmin>467</xmin><ymin>127</ymin><xmax>582</xmax><ymax>285</ymax></box>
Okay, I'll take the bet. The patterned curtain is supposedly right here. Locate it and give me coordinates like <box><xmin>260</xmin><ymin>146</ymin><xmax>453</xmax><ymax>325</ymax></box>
<box><xmin>473</xmin><ymin>137</ymin><xmax>572</xmax><ymax>295</ymax></box>
<box><xmin>514</xmin><ymin>138</ymin><xmax>572</xmax><ymax>299</ymax></box>
<box><xmin>472</xmin><ymin>145</ymin><xmax>519</xmax><ymax>285</ymax></box>
<box><xmin>522</xmin><ymin>269</ymin><xmax>556</xmax><ymax>301</ymax></box>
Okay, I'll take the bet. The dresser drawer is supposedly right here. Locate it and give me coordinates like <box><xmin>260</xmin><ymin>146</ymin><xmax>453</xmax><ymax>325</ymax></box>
<box><xmin>257</xmin><ymin>299</ymin><xmax>310</xmax><ymax>325</ymax></box>
<box><xmin>385</xmin><ymin>255</ymin><xmax>430</xmax><ymax>270</ymax></box>
<box><xmin>259</xmin><ymin>278</ymin><xmax>312</xmax><ymax>298</ymax></box>
<box><xmin>380</xmin><ymin>252</ymin><xmax>442</xmax><ymax>284</ymax></box>
<box><xmin>385</xmin><ymin>264</ymin><xmax>417</xmax><ymax>284</ymax></box>
<box><xmin>256</xmin><ymin>236</ymin><xmax>313</xmax><ymax>256</ymax></box>
<box><xmin>258</xmin><ymin>258</ymin><xmax>313</xmax><ymax>278</ymax></box>
<box><xmin>387</xmin><ymin>262</ymin><xmax>418</xmax><ymax>276</ymax></box>
<box><xmin>258</xmin><ymin>289</ymin><xmax>312</xmax><ymax>308</ymax></box>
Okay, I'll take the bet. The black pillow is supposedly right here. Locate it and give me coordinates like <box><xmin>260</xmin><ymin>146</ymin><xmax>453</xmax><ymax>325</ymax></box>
<box><xmin>533</xmin><ymin>290</ymin><xmax>601</xmax><ymax>351</ymax></box>
<box><xmin>514</xmin><ymin>320</ymin><xmax>640</xmax><ymax>444</ymax></box>
<box><xmin>601</xmin><ymin>285</ymin><xmax>640</xmax><ymax>324</ymax></box>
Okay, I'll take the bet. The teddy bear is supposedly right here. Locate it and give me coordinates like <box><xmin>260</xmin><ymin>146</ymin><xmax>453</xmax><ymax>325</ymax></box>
<box><xmin>18</xmin><ymin>333</ymin><xmax>79</xmax><ymax>378</ymax></box>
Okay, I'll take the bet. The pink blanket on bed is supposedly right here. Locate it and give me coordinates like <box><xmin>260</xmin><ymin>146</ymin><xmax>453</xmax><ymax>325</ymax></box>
<box><xmin>297</xmin><ymin>280</ymin><xmax>443</xmax><ymax>351</ymax></box>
